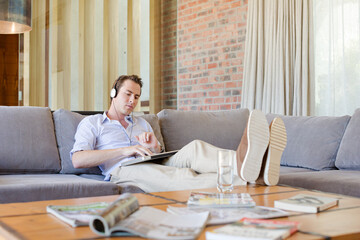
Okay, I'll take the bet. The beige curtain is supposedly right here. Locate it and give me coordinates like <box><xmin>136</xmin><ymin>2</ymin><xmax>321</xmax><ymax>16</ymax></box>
<box><xmin>241</xmin><ymin>0</ymin><xmax>314</xmax><ymax>116</ymax></box>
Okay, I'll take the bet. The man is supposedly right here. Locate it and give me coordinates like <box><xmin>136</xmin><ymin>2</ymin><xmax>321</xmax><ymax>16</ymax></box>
<box><xmin>71</xmin><ymin>75</ymin><xmax>287</xmax><ymax>191</ymax></box>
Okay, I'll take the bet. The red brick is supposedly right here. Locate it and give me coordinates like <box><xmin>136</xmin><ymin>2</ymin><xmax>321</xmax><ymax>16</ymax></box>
<box><xmin>207</xmin><ymin>63</ymin><xmax>217</xmax><ymax>69</ymax></box>
<box><xmin>161</xmin><ymin>0</ymin><xmax>247</xmax><ymax>111</ymax></box>
<box><xmin>209</xmin><ymin>105</ymin><xmax>220</xmax><ymax>111</ymax></box>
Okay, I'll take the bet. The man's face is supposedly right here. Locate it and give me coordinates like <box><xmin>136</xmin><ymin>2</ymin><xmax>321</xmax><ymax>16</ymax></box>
<box><xmin>113</xmin><ymin>79</ymin><xmax>141</xmax><ymax>116</ymax></box>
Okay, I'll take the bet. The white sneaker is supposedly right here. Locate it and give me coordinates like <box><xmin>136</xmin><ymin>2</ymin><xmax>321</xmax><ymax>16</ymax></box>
<box><xmin>237</xmin><ymin>110</ymin><xmax>270</xmax><ymax>182</ymax></box>
<box><xmin>259</xmin><ymin>117</ymin><xmax>287</xmax><ymax>186</ymax></box>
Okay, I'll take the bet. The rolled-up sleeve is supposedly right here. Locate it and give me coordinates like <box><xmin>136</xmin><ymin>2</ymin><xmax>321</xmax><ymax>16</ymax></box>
<box><xmin>70</xmin><ymin>117</ymin><xmax>98</xmax><ymax>159</ymax></box>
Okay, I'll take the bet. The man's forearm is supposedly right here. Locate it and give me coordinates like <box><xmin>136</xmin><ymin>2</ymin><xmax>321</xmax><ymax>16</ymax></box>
<box><xmin>72</xmin><ymin>149</ymin><xmax>123</xmax><ymax>168</ymax></box>
<box><xmin>72</xmin><ymin>145</ymin><xmax>153</xmax><ymax>169</ymax></box>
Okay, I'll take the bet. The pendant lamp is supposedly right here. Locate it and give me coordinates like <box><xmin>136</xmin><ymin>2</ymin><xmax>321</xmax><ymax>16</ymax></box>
<box><xmin>0</xmin><ymin>0</ymin><xmax>32</xmax><ymax>34</ymax></box>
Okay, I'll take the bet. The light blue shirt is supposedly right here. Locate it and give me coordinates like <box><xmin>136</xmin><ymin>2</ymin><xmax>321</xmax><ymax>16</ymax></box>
<box><xmin>70</xmin><ymin>112</ymin><xmax>154</xmax><ymax>180</ymax></box>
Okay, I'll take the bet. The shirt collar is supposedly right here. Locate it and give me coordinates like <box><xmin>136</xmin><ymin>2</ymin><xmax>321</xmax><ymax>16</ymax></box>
<box><xmin>102</xmin><ymin>111</ymin><xmax>136</xmax><ymax>125</ymax></box>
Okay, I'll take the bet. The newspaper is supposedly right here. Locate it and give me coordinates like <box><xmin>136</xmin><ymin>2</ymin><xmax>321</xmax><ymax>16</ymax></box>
<box><xmin>90</xmin><ymin>206</ymin><xmax>209</xmax><ymax>239</ymax></box>
<box><xmin>167</xmin><ymin>205</ymin><xmax>289</xmax><ymax>225</ymax></box>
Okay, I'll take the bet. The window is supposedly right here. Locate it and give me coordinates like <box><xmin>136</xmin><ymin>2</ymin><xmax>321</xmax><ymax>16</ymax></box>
<box><xmin>313</xmin><ymin>0</ymin><xmax>360</xmax><ymax>116</ymax></box>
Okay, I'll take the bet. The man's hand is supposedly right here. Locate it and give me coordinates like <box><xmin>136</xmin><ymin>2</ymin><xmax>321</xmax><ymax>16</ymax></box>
<box><xmin>135</xmin><ymin>132</ymin><xmax>160</xmax><ymax>153</ymax></box>
<box><xmin>122</xmin><ymin>145</ymin><xmax>153</xmax><ymax>157</ymax></box>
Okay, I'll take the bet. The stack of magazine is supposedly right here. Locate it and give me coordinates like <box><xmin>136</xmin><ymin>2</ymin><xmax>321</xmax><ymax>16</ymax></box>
<box><xmin>47</xmin><ymin>193</ymin><xmax>209</xmax><ymax>239</ymax></box>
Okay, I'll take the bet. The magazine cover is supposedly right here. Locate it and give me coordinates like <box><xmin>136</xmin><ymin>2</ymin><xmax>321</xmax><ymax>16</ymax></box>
<box><xmin>47</xmin><ymin>202</ymin><xmax>111</xmax><ymax>227</ymax></box>
<box><xmin>187</xmin><ymin>192</ymin><xmax>256</xmax><ymax>208</ymax></box>
<box><xmin>47</xmin><ymin>193</ymin><xmax>137</xmax><ymax>227</ymax></box>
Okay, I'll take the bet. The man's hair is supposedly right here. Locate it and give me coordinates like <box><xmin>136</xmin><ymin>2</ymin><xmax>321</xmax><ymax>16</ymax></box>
<box><xmin>110</xmin><ymin>75</ymin><xmax>143</xmax><ymax>101</ymax></box>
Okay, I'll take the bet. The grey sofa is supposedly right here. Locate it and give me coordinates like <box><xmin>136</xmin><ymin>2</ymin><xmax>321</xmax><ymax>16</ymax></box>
<box><xmin>158</xmin><ymin>109</ymin><xmax>360</xmax><ymax>198</ymax></box>
<box><xmin>0</xmin><ymin>107</ymin><xmax>164</xmax><ymax>203</ymax></box>
<box><xmin>1</xmin><ymin>106</ymin><xmax>359</xmax><ymax>204</ymax></box>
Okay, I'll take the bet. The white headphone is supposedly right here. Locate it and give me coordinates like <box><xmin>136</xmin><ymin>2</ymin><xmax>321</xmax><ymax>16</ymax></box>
<box><xmin>110</xmin><ymin>88</ymin><xmax>117</xmax><ymax>98</ymax></box>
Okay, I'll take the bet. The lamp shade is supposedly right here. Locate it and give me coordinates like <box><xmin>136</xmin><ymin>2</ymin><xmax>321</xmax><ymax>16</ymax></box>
<box><xmin>0</xmin><ymin>0</ymin><xmax>32</xmax><ymax>34</ymax></box>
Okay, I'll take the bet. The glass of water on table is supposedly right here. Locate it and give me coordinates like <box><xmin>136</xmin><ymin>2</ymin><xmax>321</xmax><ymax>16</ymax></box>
<box><xmin>217</xmin><ymin>150</ymin><xmax>233</xmax><ymax>193</ymax></box>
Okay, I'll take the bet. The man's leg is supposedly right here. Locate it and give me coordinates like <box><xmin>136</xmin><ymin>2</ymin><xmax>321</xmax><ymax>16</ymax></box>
<box><xmin>110</xmin><ymin>162</ymin><xmax>245</xmax><ymax>192</ymax></box>
<box><xmin>163</xmin><ymin>110</ymin><xmax>272</xmax><ymax>181</ymax></box>
<box><xmin>256</xmin><ymin>117</ymin><xmax>287</xmax><ymax>185</ymax></box>
<box><xmin>163</xmin><ymin>140</ymin><xmax>237</xmax><ymax>174</ymax></box>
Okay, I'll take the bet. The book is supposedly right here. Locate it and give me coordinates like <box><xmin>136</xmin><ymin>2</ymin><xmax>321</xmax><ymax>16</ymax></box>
<box><xmin>187</xmin><ymin>192</ymin><xmax>256</xmax><ymax>208</ymax></box>
<box><xmin>274</xmin><ymin>194</ymin><xmax>339</xmax><ymax>213</ymax></box>
<box><xmin>205</xmin><ymin>218</ymin><xmax>300</xmax><ymax>240</ymax></box>
<box><xmin>120</xmin><ymin>150</ymin><xmax>178</xmax><ymax>166</ymax></box>
<box><xmin>167</xmin><ymin>205</ymin><xmax>289</xmax><ymax>225</ymax></box>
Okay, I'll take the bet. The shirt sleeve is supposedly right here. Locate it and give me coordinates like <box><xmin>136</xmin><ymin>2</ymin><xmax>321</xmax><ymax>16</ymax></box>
<box><xmin>69</xmin><ymin>116</ymin><xmax>99</xmax><ymax>159</ymax></box>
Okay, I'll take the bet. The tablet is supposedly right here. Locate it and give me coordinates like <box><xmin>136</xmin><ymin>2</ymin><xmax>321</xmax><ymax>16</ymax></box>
<box><xmin>121</xmin><ymin>150</ymin><xmax>179</xmax><ymax>166</ymax></box>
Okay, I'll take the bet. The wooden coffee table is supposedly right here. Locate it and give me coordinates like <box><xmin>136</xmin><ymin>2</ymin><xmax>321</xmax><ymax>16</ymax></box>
<box><xmin>1</xmin><ymin>184</ymin><xmax>360</xmax><ymax>239</ymax></box>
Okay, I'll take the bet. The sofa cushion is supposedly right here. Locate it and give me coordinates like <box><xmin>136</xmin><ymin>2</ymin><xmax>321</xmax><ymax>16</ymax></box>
<box><xmin>279</xmin><ymin>170</ymin><xmax>360</xmax><ymax>198</ymax></box>
<box><xmin>0</xmin><ymin>106</ymin><xmax>60</xmax><ymax>174</ymax></box>
<box><xmin>53</xmin><ymin>109</ymin><xmax>102</xmax><ymax>174</ymax></box>
<box><xmin>0</xmin><ymin>174</ymin><xmax>119</xmax><ymax>203</ymax></box>
<box><xmin>53</xmin><ymin>109</ymin><xmax>164</xmax><ymax>174</ymax></box>
<box><xmin>280</xmin><ymin>166</ymin><xmax>315</xmax><ymax>174</ymax></box>
<box><xmin>267</xmin><ymin>114</ymin><xmax>350</xmax><ymax>170</ymax></box>
<box><xmin>335</xmin><ymin>108</ymin><xmax>360</xmax><ymax>170</ymax></box>
<box><xmin>137</xmin><ymin>113</ymin><xmax>165</xmax><ymax>149</ymax></box>
<box><xmin>157</xmin><ymin>109</ymin><xmax>249</xmax><ymax>151</ymax></box>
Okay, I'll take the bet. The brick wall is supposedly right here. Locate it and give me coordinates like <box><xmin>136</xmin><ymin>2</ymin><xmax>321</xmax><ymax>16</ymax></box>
<box><xmin>161</xmin><ymin>0</ymin><xmax>248</xmax><ymax>111</ymax></box>
<box><xmin>161</xmin><ymin>0</ymin><xmax>178</xmax><ymax>109</ymax></box>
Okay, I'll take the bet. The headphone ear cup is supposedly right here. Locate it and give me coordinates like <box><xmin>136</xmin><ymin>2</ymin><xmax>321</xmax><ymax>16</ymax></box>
<box><xmin>110</xmin><ymin>88</ymin><xmax>117</xmax><ymax>98</ymax></box>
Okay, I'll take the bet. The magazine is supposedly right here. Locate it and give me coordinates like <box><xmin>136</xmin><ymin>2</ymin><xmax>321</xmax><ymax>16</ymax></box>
<box><xmin>47</xmin><ymin>201</ymin><xmax>112</xmax><ymax>227</ymax></box>
<box><xmin>205</xmin><ymin>218</ymin><xmax>300</xmax><ymax>240</ymax></box>
<box><xmin>90</xmin><ymin>206</ymin><xmax>209</xmax><ymax>239</ymax></box>
<box><xmin>167</xmin><ymin>205</ymin><xmax>289</xmax><ymax>225</ymax></box>
<box><xmin>48</xmin><ymin>193</ymin><xmax>209</xmax><ymax>239</ymax></box>
<box><xmin>274</xmin><ymin>194</ymin><xmax>339</xmax><ymax>213</ymax></box>
<box><xmin>187</xmin><ymin>192</ymin><xmax>256</xmax><ymax>208</ymax></box>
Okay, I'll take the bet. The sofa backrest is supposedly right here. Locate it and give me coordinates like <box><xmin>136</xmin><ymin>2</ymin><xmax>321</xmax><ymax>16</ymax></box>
<box><xmin>0</xmin><ymin>106</ymin><xmax>61</xmax><ymax>174</ymax></box>
<box><xmin>157</xmin><ymin>109</ymin><xmax>249</xmax><ymax>151</ymax></box>
<box><xmin>267</xmin><ymin>113</ymin><xmax>350</xmax><ymax>171</ymax></box>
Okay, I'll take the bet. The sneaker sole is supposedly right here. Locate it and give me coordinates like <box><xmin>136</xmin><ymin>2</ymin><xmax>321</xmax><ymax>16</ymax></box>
<box><xmin>240</xmin><ymin>110</ymin><xmax>270</xmax><ymax>182</ymax></box>
<box><xmin>263</xmin><ymin>118</ymin><xmax>287</xmax><ymax>186</ymax></box>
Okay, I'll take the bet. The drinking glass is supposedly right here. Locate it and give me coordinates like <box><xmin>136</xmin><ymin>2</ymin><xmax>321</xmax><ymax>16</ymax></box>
<box><xmin>217</xmin><ymin>150</ymin><xmax>234</xmax><ymax>193</ymax></box>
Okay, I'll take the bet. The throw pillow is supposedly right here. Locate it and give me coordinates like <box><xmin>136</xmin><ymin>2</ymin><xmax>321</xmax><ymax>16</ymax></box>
<box><xmin>267</xmin><ymin>114</ymin><xmax>350</xmax><ymax>170</ymax></box>
<box><xmin>53</xmin><ymin>109</ymin><xmax>102</xmax><ymax>174</ymax></box>
<box><xmin>335</xmin><ymin>108</ymin><xmax>360</xmax><ymax>170</ymax></box>
<box><xmin>138</xmin><ymin>114</ymin><xmax>165</xmax><ymax>150</ymax></box>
